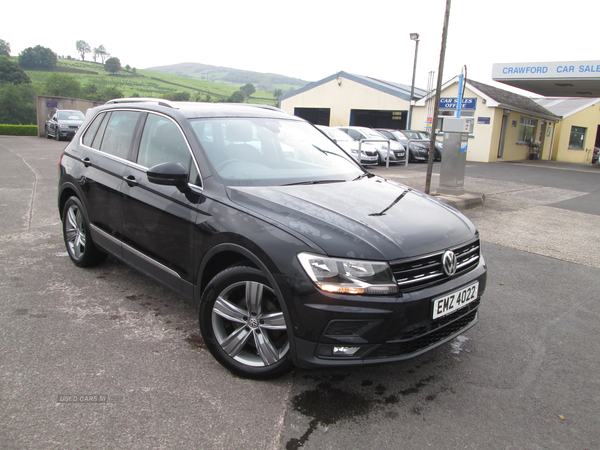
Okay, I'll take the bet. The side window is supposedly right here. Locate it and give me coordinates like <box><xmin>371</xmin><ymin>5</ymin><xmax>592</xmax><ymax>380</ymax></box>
<box><xmin>82</xmin><ymin>112</ymin><xmax>105</xmax><ymax>148</ymax></box>
<box><xmin>99</xmin><ymin>111</ymin><xmax>141</xmax><ymax>159</ymax></box>
<box><xmin>92</xmin><ymin>113</ymin><xmax>110</xmax><ymax>150</ymax></box>
<box><xmin>137</xmin><ymin>113</ymin><xmax>193</xmax><ymax>176</ymax></box>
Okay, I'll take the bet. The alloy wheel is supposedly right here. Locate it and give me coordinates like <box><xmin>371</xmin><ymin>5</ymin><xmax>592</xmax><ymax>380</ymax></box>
<box><xmin>211</xmin><ymin>280</ymin><xmax>289</xmax><ymax>367</ymax></box>
<box><xmin>65</xmin><ymin>204</ymin><xmax>86</xmax><ymax>260</ymax></box>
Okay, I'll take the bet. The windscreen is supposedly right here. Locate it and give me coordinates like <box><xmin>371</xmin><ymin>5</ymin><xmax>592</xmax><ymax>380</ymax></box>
<box><xmin>57</xmin><ymin>111</ymin><xmax>85</xmax><ymax>120</ymax></box>
<box><xmin>191</xmin><ymin>118</ymin><xmax>364</xmax><ymax>186</ymax></box>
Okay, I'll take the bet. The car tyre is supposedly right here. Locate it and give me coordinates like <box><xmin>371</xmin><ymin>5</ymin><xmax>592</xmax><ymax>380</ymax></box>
<box><xmin>409</xmin><ymin>149</ymin><xmax>416</xmax><ymax>163</ymax></box>
<box><xmin>55</xmin><ymin>129</ymin><xmax>61</xmax><ymax>141</ymax></box>
<box><xmin>200</xmin><ymin>265</ymin><xmax>293</xmax><ymax>379</ymax></box>
<box><xmin>376</xmin><ymin>153</ymin><xmax>382</xmax><ymax>165</ymax></box>
<box><xmin>45</xmin><ymin>126</ymin><xmax>51</xmax><ymax>139</ymax></box>
<box><xmin>62</xmin><ymin>196</ymin><xmax>107</xmax><ymax>267</ymax></box>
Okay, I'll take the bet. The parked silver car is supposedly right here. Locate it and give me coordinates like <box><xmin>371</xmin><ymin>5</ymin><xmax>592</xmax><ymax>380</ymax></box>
<box><xmin>376</xmin><ymin>129</ymin><xmax>440</xmax><ymax>162</ymax></box>
<box><xmin>336</xmin><ymin>126</ymin><xmax>406</xmax><ymax>165</ymax></box>
<box><xmin>316</xmin><ymin>125</ymin><xmax>378</xmax><ymax>166</ymax></box>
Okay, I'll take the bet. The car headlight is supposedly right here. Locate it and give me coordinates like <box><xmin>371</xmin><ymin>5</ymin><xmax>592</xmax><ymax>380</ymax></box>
<box><xmin>297</xmin><ymin>252</ymin><xmax>398</xmax><ymax>295</ymax></box>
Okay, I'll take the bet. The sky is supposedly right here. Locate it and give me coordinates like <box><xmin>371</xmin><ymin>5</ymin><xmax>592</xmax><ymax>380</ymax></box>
<box><xmin>4</xmin><ymin>0</ymin><xmax>599</xmax><ymax>96</ymax></box>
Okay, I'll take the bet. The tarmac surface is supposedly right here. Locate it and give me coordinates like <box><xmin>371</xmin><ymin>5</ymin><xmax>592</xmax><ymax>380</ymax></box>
<box><xmin>1</xmin><ymin>136</ymin><xmax>599</xmax><ymax>450</ymax></box>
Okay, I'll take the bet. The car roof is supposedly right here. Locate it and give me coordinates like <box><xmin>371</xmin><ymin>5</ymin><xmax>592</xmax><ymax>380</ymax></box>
<box><xmin>100</xmin><ymin>98</ymin><xmax>301</xmax><ymax>121</ymax></box>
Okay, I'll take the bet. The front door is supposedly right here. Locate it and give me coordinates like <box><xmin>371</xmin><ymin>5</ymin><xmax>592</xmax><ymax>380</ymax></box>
<box><xmin>120</xmin><ymin>112</ymin><xmax>201</xmax><ymax>296</ymax></box>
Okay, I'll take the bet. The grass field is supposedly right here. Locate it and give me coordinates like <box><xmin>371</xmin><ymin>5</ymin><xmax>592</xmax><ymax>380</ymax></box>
<box><xmin>24</xmin><ymin>59</ymin><xmax>279</xmax><ymax>105</ymax></box>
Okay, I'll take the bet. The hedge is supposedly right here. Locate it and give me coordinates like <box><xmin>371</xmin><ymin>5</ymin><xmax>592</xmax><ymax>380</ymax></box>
<box><xmin>0</xmin><ymin>125</ymin><xmax>38</xmax><ymax>136</ymax></box>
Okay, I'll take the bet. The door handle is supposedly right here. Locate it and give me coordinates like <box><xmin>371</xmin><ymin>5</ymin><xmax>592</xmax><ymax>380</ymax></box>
<box><xmin>124</xmin><ymin>175</ymin><xmax>138</xmax><ymax>187</ymax></box>
<box><xmin>83</xmin><ymin>157</ymin><xmax>92</xmax><ymax>167</ymax></box>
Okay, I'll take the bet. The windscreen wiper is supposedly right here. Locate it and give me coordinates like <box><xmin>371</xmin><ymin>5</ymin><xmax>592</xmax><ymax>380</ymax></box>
<box><xmin>352</xmin><ymin>172</ymin><xmax>374</xmax><ymax>181</ymax></box>
<box><xmin>284</xmin><ymin>179</ymin><xmax>346</xmax><ymax>186</ymax></box>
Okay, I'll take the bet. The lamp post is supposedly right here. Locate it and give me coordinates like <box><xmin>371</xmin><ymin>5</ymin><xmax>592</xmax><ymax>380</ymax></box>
<box><xmin>407</xmin><ymin>33</ymin><xmax>420</xmax><ymax>131</ymax></box>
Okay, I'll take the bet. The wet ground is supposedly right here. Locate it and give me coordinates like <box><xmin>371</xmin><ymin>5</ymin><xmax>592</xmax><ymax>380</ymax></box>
<box><xmin>1</xmin><ymin>137</ymin><xmax>599</xmax><ymax>449</ymax></box>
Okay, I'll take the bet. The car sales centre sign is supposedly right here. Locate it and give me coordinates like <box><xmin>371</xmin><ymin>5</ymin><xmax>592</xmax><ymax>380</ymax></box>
<box><xmin>492</xmin><ymin>61</ymin><xmax>600</xmax><ymax>97</ymax></box>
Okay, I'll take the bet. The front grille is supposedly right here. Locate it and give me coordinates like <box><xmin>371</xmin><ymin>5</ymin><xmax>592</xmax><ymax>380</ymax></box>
<box><xmin>364</xmin><ymin>150</ymin><xmax>377</xmax><ymax>156</ymax></box>
<box><xmin>390</xmin><ymin>239</ymin><xmax>480</xmax><ymax>292</ymax></box>
<box><xmin>366</xmin><ymin>308</ymin><xmax>477</xmax><ymax>359</ymax></box>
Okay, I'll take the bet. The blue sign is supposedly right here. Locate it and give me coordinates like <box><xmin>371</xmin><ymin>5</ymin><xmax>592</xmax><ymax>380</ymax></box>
<box><xmin>439</xmin><ymin>98</ymin><xmax>477</xmax><ymax>110</ymax></box>
<box><xmin>478</xmin><ymin>117</ymin><xmax>490</xmax><ymax>124</ymax></box>
<box><xmin>46</xmin><ymin>101</ymin><xmax>58</xmax><ymax>108</ymax></box>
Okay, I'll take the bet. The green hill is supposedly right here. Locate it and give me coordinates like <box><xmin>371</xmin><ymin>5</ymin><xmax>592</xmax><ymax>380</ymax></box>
<box><xmin>146</xmin><ymin>62</ymin><xmax>309</xmax><ymax>94</ymax></box>
<box><xmin>23</xmin><ymin>58</ymin><xmax>286</xmax><ymax>105</ymax></box>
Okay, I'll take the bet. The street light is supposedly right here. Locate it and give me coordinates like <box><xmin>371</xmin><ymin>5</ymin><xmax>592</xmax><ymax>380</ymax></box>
<box><xmin>407</xmin><ymin>33</ymin><xmax>420</xmax><ymax>130</ymax></box>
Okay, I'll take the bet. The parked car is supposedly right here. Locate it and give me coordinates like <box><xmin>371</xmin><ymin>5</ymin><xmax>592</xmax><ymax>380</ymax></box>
<box><xmin>408</xmin><ymin>130</ymin><xmax>444</xmax><ymax>160</ymax></box>
<box><xmin>58</xmin><ymin>99</ymin><xmax>486</xmax><ymax>379</ymax></box>
<box><xmin>376</xmin><ymin>129</ymin><xmax>440</xmax><ymax>162</ymax></box>
<box><xmin>316</xmin><ymin>125</ymin><xmax>378</xmax><ymax>166</ymax></box>
<box><xmin>593</xmin><ymin>146</ymin><xmax>599</xmax><ymax>164</ymax></box>
<box><xmin>45</xmin><ymin>110</ymin><xmax>86</xmax><ymax>141</ymax></box>
<box><xmin>335</xmin><ymin>126</ymin><xmax>406</xmax><ymax>165</ymax></box>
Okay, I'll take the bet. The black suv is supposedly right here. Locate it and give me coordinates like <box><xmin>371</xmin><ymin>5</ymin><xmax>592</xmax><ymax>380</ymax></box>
<box><xmin>58</xmin><ymin>99</ymin><xmax>486</xmax><ymax>379</ymax></box>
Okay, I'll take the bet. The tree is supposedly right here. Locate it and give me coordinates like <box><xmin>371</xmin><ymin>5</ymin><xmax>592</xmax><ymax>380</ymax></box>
<box><xmin>44</xmin><ymin>73</ymin><xmax>82</xmax><ymax>98</ymax></box>
<box><xmin>0</xmin><ymin>56</ymin><xmax>31</xmax><ymax>84</ymax></box>
<box><xmin>104</xmin><ymin>57</ymin><xmax>121</xmax><ymax>74</ymax></box>
<box><xmin>18</xmin><ymin>45</ymin><xmax>57</xmax><ymax>69</ymax></box>
<box><xmin>240</xmin><ymin>83</ymin><xmax>256</xmax><ymax>98</ymax></box>
<box><xmin>229</xmin><ymin>90</ymin><xmax>246</xmax><ymax>103</ymax></box>
<box><xmin>171</xmin><ymin>91</ymin><xmax>191</xmax><ymax>101</ymax></box>
<box><xmin>273</xmin><ymin>88</ymin><xmax>283</xmax><ymax>98</ymax></box>
<box><xmin>103</xmin><ymin>86</ymin><xmax>123</xmax><ymax>101</ymax></box>
<box><xmin>75</xmin><ymin>40</ymin><xmax>91</xmax><ymax>61</ymax></box>
<box><xmin>93</xmin><ymin>45</ymin><xmax>109</xmax><ymax>63</ymax></box>
<box><xmin>0</xmin><ymin>39</ymin><xmax>10</xmax><ymax>57</ymax></box>
<box><xmin>0</xmin><ymin>82</ymin><xmax>37</xmax><ymax>124</ymax></box>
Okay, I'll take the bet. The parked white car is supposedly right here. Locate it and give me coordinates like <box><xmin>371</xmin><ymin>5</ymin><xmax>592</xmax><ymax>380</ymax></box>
<box><xmin>316</xmin><ymin>125</ymin><xmax>378</xmax><ymax>166</ymax></box>
<box><xmin>335</xmin><ymin>126</ymin><xmax>406</xmax><ymax>165</ymax></box>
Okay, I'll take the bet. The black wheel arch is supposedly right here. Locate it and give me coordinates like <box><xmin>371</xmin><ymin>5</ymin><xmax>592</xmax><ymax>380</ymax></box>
<box><xmin>58</xmin><ymin>181</ymin><xmax>89</xmax><ymax>222</ymax></box>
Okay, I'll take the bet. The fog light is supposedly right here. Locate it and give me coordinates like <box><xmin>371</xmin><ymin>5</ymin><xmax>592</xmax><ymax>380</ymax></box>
<box><xmin>333</xmin><ymin>346</ymin><xmax>361</xmax><ymax>356</ymax></box>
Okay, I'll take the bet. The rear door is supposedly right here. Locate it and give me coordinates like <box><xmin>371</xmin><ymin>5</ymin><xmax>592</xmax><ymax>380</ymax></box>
<box><xmin>120</xmin><ymin>112</ymin><xmax>201</xmax><ymax>297</ymax></box>
<box><xmin>76</xmin><ymin>110</ymin><xmax>142</xmax><ymax>258</ymax></box>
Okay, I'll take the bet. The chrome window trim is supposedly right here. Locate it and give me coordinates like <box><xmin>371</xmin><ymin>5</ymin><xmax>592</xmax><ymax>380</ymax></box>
<box><xmin>78</xmin><ymin>108</ymin><xmax>203</xmax><ymax>189</ymax></box>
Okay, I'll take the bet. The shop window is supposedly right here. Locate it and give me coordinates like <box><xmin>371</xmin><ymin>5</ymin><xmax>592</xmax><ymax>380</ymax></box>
<box><xmin>435</xmin><ymin>110</ymin><xmax>474</xmax><ymax>132</ymax></box>
<box><xmin>517</xmin><ymin>117</ymin><xmax>537</xmax><ymax>143</ymax></box>
<box><xmin>568</xmin><ymin>126</ymin><xmax>586</xmax><ymax>150</ymax></box>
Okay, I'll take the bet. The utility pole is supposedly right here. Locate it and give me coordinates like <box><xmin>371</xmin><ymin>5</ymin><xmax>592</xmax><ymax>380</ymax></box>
<box><xmin>408</xmin><ymin>33</ymin><xmax>420</xmax><ymax>130</ymax></box>
<box><xmin>425</xmin><ymin>0</ymin><xmax>451</xmax><ymax>195</ymax></box>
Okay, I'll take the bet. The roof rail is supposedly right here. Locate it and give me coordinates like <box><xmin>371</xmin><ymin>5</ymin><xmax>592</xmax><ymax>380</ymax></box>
<box><xmin>105</xmin><ymin>98</ymin><xmax>176</xmax><ymax>108</ymax></box>
<box><xmin>245</xmin><ymin>104</ymin><xmax>284</xmax><ymax>112</ymax></box>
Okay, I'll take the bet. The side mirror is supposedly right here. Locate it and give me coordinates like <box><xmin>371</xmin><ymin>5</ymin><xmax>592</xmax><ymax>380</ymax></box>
<box><xmin>147</xmin><ymin>161</ymin><xmax>189</xmax><ymax>192</ymax></box>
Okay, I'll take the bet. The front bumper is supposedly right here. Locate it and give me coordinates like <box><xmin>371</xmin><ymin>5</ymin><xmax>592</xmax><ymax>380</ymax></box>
<box><xmin>383</xmin><ymin>150</ymin><xmax>407</xmax><ymax>164</ymax></box>
<box><xmin>286</xmin><ymin>255</ymin><xmax>486</xmax><ymax>368</ymax></box>
<box><xmin>58</xmin><ymin>126</ymin><xmax>79</xmax><ymax>139</ymax></box>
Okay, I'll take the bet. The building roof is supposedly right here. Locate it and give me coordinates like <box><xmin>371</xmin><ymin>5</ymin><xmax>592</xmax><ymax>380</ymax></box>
<box><xmin>279</xmin><ymin>71</ymin><xmax>426</xmax><ymax>103</ymax></box>
<box><xmin>533</xmin><ymin>97</ymin><xmax>600</xmax><ymax>118</ymax></box>
<box><xmin>416</xmin><ymin>76</ymin><xmax>561</xmax><ymax>121</ymax></box>
<box><xmin>467</xmin><ymin>79</ymin><xmax>560</xmax><ymax>120</ymax></box>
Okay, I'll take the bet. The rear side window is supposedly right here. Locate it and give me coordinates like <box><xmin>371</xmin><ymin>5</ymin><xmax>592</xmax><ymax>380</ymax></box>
<box><xmin>82</xmin><ymin>112</ymin><xmax>106</xmax><ymax>148</ymax></box>
<box><xmin>99</xmin><ymin>111</ymin><xmax>141</xmax><ymax>160</ymax></box>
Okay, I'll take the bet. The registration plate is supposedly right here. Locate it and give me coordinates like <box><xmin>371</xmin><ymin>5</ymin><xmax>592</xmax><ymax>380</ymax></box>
<box><xmin>432</xmin><ymin>281</ymin><xmax>479</xmax><ymax>319</ymax></box>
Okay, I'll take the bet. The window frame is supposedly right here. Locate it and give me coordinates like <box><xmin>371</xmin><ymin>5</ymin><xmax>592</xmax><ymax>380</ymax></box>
<box><xmin>517</xmin><ymin>116</ymin><xmax>538</xmax><ymax>144</ymax></box>
<box><xmin>568</xmin><ymin>126</ymin><xmax>587</xmax><ymax>150</ymax></box>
